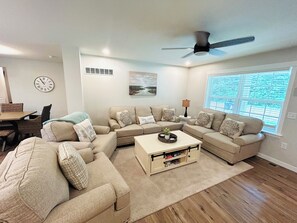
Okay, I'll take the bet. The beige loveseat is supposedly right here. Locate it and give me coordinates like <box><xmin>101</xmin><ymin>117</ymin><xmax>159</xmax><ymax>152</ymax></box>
<box><xmin>183</xmin><ymin>108</ymin><xmax>265</xmax><ymax>164</ymax></box>
<box><xmin>108</xmin><ymin>105</ymin><xmax>183</xmax><ymax>146</ymax></box>
<box><xmin>41</xmin><ymin>121</ymin><xmax>117</xmax><ymax>159</ymax></box>
<box><xmin>0</xmin><ymin>137</ymin><xmax>130</xmax><ymax>223</ymax></box>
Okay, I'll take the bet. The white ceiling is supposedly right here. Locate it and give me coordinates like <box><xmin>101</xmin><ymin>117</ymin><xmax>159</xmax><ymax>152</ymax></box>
<box><xmin>1</xmin><ymin>0</ymin><xmax>297</xmax><ymax>67</ymax></box>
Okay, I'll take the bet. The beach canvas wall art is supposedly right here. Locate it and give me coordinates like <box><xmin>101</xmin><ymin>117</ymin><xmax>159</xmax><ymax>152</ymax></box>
<box><xmin>129</xmin><ymin>72</ymin><xmax>157</xmax><ymax>96</ymax></box>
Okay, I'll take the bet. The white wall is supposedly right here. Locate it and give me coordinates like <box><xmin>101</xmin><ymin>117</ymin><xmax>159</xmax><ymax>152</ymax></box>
<box><xmin>187</xmin><ymin>46</ymin><xmax>297</xmax><ymax>170</ymax></box>
<box><xmin>81</xmin><ymin>55</ymin><xmax>189</xmax><ymax>125</ymax></box>
<box><xmin>0</xmin><ymin>57</ymin><xmax>68</xmax><ymax>118</ymax></box>
<box><xmin>62</xmin><ymin>46</ymin><xmax>84</xmax><ymax>113</ymax></box>
<box><xmin>0</xmin><ymin>67</ymin><xmax>8</xmax><ymax>103</ymax></box>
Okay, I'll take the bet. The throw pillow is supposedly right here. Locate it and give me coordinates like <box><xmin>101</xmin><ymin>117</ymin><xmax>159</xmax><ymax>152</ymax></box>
<box><xmin>73</xmin><ymin>119</ymin><xmax>96</xmax><ymax>142</ymax></box>
<box><xmin>116</xmin><ymin>110</ymin><xmax>133</xmax><ymax>128</ymax></box>
<box><xmin>138</xmin><ymin>115</ymin><xmax>156</xmax><ymax>125</ymax></box>
<box><xmin>58</xmin><ymin>143</ymin><xmax>88</xmax><ymax>190</ymax></box>
<box><xmin>220</xmin><ymin>118</ymin><xmax>245</xmax><ymax>139</ymax></box>
<box><xmin>161</xmin><ymin>108</ymin><xmax>176</xmax><ymax>122</ymax></box>
<box><xmin>195</xmin><ymin>111</ymin><xmax>214</xmax><ymax>129</ymax></box>
<box><xmin>41</xmin><ymin>121</ymin><xmax>78</xmax><ymax>142</ymax></box>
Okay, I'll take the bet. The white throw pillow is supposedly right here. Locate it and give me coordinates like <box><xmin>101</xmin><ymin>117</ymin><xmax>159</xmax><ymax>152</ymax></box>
<box><xmin>138</xmin><ymin>115</ymin><xmax>156</xmax><ymax>125</ymax></box>
<box><xmin>161</xmin><ymin>108</ymin><xmax>176</xmax><ymax>122</ymax></box>
<box><xmin>116</xmin><ymin>110</ymin><xmax>133</xmax><ymax>128</ymax></box>
<box><xmin>58</xmin><ymin>143</ymin><xmax>88</xmax><ymax>190</ymax></box>
<box><xmin>73</xmin><ymin>119</ymin><xmax>96</xmax><ymax>142</ymax></box>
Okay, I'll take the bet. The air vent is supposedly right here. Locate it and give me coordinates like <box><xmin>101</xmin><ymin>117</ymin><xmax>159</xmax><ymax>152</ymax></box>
<box><xmin>85</xmin><ymin>67</ymin><xmax>113</xmax><ymax>75</ymax></box>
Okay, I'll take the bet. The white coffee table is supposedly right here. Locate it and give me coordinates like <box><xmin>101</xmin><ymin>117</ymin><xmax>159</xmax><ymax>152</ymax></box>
<box><xmin>134</xmin><ymin>130</ymin><xmax>202</xmax><ymax>176</ymax></box>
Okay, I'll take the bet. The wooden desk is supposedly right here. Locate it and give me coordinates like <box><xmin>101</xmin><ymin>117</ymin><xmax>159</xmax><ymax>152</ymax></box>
<box><xmin>0</xmin><ymin>111</ymin><xmax>37</xmax><ymax>144</ymax></box>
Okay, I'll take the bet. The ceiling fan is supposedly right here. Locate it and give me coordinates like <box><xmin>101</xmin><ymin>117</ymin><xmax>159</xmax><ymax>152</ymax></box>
<box><xmin>162</xmin><ymin>31</ymin><xmax>255</xmax><ymax>58</ymax></box>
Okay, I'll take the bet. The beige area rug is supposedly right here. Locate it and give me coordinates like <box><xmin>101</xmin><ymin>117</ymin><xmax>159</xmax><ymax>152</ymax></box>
<box><xmin>111</xmin><ymin>146</ymin><xmax>253</xmax><ymax>222</ymax></box>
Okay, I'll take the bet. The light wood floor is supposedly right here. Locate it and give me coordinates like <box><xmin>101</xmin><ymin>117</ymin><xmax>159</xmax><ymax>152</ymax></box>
<box><xmin>135</xmin><ymin>157</ymin><xmax>297</xmax><ymax>223</ymax></box>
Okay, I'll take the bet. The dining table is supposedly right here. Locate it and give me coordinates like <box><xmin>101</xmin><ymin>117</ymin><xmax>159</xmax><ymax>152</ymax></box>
<box><xmin>0</xmin><ymin>111</ymin><xmax>37</xmax><ymax>144</ymax></box>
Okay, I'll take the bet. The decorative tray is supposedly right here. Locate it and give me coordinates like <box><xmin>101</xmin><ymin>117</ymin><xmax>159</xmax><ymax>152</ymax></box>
<box><xmin>158</xmin><ymin>133</ymin><xmax>177</xmax><ymax>143</ymax></box>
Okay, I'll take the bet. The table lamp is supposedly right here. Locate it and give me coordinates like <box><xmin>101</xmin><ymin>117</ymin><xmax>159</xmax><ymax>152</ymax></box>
<box><xmin>182</xmin><ymin>99</ymin><xmax>190</xmax><ymax>117</ymax></box>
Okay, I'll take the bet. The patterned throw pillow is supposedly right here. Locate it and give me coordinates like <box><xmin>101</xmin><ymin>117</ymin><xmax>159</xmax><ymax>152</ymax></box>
<box><xmin>138</xmin><ymin>115</ymin><xmax>156</xmax><ymax>125</ymax></box>
<box><xmin>161</xmin><ymin>108</ymin><xmax>176</xmax><ymax>122</ymax></box>
<box><xmin>220</xmin><ymin>118</ymin><xmax>245</xmax><ymax>139</ymax></box>
<box><xmin>73</xmin><ymin>119</ymin><xmax>96</xmax><ymax>142</ymax></box>
<box><xmin>116</xmin><ymin>110</ymin><xmax>133</xmax><ymax>128</ymax></box>
<box><xmin>195</xmin><ymin>111</ymin><xmax>214</xmax><ymax>129</ymax></box>
<box><xmin>58</xmin><ymin>143</ymin><xmax>88</xmax><ymax>190</ymax></box>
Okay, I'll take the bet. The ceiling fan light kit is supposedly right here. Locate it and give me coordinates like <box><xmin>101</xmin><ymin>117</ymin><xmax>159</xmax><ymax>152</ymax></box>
<box><xmin>162</xmin><ymin>31</ymin><xmax>255</xmax><ymax>59</ymax></box>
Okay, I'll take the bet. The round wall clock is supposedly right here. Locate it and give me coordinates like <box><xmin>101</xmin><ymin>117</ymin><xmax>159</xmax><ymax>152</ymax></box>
<box><xmin>34</xmin><ymin>76</ymin><xmax>55</xmax><ymax>93</ymax></box>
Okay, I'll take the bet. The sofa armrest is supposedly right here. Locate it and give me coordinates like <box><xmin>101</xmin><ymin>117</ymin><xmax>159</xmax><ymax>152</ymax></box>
<box><xmin>187</xmin><ymin>119</ymin><xmax>196</xmax><ymax>125</ymax></box>
<box><xmin>78</xmin><ymin>148</ymin><xmax>94</xmax><ymax>164</ymax></box>
<box><xmin>45</xmin><ymin>184</ymin><xmax>116</xmax><ymax>223</ymax></box>
<box><xmin>109</xmin><ymin>119</ymin><xmax>120</xmax><ymax>131</ymax></box>
<box><xmin>93</xmin><ymin>125</ymin><xmax>110</xmax><ymax>134</ymax></box>
<box><xmin>173</xmin><ymin>116</ymin><xmax>181</xmax><ymax>123</ymax></box>
<box><xmin>233</xmin><ymin>133</ymin><xmax>265</xmax><ymax>146</ymax></box>
<box><xmin>48</xmin><ymin>141</ymin><xmax>94</xmax><ymax>151</ymax></box>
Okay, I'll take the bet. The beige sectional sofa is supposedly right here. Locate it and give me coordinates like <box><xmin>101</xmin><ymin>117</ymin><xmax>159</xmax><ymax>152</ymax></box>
<box><xmin>41</xmin><ymin>122</ymin><xmax>117</xmax><ymax>159</ymax></box>
<box><xmin>0</xmin><ymin>137</ymin><xmax>130</xmax><ymax>223</ymax></box>
<box><xmin>109</xmin><ymin>105</ymin><xmax>183</xmax><ymax>146</ymax></box>
<box><xmin>183</xmin><ymin>108</ymin><xmax>265</xmax><ymax>164</ymax></box>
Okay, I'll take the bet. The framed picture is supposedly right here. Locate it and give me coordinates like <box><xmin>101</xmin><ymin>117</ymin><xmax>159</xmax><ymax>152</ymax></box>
<box><xmin>129</xmin><ymin>71</ymin><xmax>157</xmax><ymax>96</ymax></box>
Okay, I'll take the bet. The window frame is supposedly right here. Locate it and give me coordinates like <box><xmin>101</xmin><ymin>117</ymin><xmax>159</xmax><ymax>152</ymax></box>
<box><xmin>204</xmin><ymin>63</ymin><xmax>297</xmax><ymax>136</ymax></box>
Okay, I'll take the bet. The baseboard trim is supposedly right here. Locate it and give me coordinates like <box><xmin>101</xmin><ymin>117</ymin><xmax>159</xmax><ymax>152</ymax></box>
<box><xmin>257</xmin><ymin>153</ymin><xmax>297</xmax><ymax>173</ymax></box>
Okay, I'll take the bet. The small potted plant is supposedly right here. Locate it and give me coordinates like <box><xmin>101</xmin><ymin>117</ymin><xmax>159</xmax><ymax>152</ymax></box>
<box><xmin>163</xmin><ymin>128</ymin><xmax>171</xmax><ymax>140</ymax></box>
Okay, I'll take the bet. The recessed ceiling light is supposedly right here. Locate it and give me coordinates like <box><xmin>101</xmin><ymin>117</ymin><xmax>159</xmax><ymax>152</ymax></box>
<box><xmin>0</xmin><ymin>44</ymin><xmax>22</xmax><ymax>55</ymax></box>
<box><xmin>185</xmin><ymin>61</ymin><xmax>191</xmax><ymax>66</ymax></box>
<box><xmin>102</xmin><ymin>48</ymin><xmax>110</xmax><ymax>55</ymax></box>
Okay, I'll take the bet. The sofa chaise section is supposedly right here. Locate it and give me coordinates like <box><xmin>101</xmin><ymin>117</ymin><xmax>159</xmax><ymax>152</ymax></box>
<box><xmin>183</xmin><ymin>108</ymin><xmax>265</xmax><ymax>164</ymax></box>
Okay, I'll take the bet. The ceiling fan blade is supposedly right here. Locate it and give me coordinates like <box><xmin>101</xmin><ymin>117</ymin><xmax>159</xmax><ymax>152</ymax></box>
<box><xmin>161</xmin><ymin>47</ymin><xmax>193</xmax><ymax>50</ymax></box>
<box><xmin>210</xmin><ymin>36</ymin><xmax>255</xmax><ymax>49</ymax></box>
<box><xmin>182</xmin><ymin>51</ymin><xmax>194</xmax><ymax>58</ymax></box>
<box><xmin>209</xmin><ymin>48</ymin><xmax>226</xmax><ymax>56</ymax></box>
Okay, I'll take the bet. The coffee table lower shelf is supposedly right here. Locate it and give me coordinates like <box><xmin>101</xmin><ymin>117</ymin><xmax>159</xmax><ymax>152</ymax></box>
<box><xmin>134</xmin><ymin>141</ymin><xmax>201</xmax><ymax>176</ymax></box>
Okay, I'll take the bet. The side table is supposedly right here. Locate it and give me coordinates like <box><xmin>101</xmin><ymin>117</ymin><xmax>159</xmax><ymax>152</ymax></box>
<box><xmin>178</xmin><ymin>115</ymin><xmax>192</xmax><ymax>124</ymax></box>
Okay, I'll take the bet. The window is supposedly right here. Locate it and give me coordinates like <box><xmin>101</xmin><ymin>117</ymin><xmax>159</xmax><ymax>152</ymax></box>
<box><xmin>205</xmin><ymin>69</ymin><xmax>292</xmax><ymax>134</ymax></box>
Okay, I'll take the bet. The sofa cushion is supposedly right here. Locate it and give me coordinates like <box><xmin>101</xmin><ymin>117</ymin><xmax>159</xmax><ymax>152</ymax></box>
<box><xmin>115</xmin><ymin>124</ymin><xmax>143</xmax><ymax>137</ymax></box>
<box><xmin>0</xmin><ymin>137</ymin><xmax>69</xmax><ymax>223</ymax></box>
<box><xmin>116</xmin><ymin>110</ymin><xmax>133</xmax><ymax>128</ymax></box>
<box><xmin>203</xmin><ymin>108</ymin><xmax>226</xmax><ymax>131</ymax></box>
<box><xmin>151</xmin><ymin>105</ymin><xmax>169</xmax><ymax>121</ymax></box>
<box><xmin>183</xmin><ymin>124</ymin><xmax>215</xmax><ymax>139</ymax></box>
<box><xmin>110</xmin><ymin>106</ymin><xmax>136</xmax><ymax>124</ymax></box>
<box><xmin>196</xmin><ymin>111</ymin><xmax>214</xmax><ymax>129</ymax></box>
<box><xmin>69</xmin><ymin>152</ymin><xmax>130</xmax><ymax>211</ymax></box>
<box><xmin>203</xmin><ymin>132</ymin><xmax>240</xmax><ymax>154</ymax></box>
<box><xmin>41</xmin><ymin>121</ymin><xmax>78</xmax><ymax>142</ymax></box>
<box><xmin>161</xmin><ymin>108</ymin><xmax>176</xmax><ymax>121</ymax></box>
<box><xmin>220</xmin><ymin>118</ymin><xmax>245</xmax><ymax>139</ymax></box>
<box><xmin>141</xmin><ymin>123</ymin><xmax>162</xmax><ymax>134</ymax></box>
<box><xmin>58</xmin><ymin>143</ymin><xmax>89</xmax><ymax>190</ymax></box>
<box><xmin>157</xmin><ymin>121</ymin><xmax>183</xmax><ymax>131</ymax></box>
<box><xmin>226</xmin><ymin>113</ymin><xmax>263</xmax><ymax>135</ymax></box>
<box><xmin>138</xmin><ymin>115</ymin><xmax>156</xmax><ymax>125</ymax></box>
<box><xmin>135</xmin><ymin>106</ymin><xmax>153</xmax><ymax>123</ymax></box>
<box><xmin>92</xmin><ymin>132</ymin><xmax>117</xmax><ymax>159</ymax></box>
<box><xmin>73</xmin><ymin>119</ymin><xmax>96</xmax><ymax>142</ymax></box>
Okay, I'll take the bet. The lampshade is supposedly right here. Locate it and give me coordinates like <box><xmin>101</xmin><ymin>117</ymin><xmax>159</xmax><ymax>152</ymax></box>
<box><xmin>182</xmin><ymin>99</ymin><xmax>190</xmax><ymax>108</ymax></box>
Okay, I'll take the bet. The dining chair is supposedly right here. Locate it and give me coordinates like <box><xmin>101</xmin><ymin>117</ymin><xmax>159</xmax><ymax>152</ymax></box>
<box><xmin>0</xmin><ymin>103</ymin><xmax>23</xmax><ymax>144</ymax></box>
<box><xmin>17</xmin><ymin>104</ymin><xmax>52</xmax><ymax>139</ymax></box>
<box><xmin>1</xmin><ymin>103</ymin><xmax>24</xmax><ymax>112</ymax></box>
<box><xmin>0</xmin><ymin>129</ymin><xmax>14</xmax><ymax>152</ymax></box>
